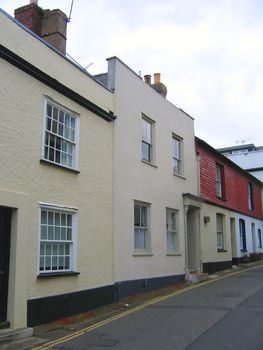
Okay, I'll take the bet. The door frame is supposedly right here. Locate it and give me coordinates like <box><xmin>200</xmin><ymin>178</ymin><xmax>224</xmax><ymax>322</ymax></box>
<box><xmin>0</xmin><ymin>207</ymin><xmax>12</xmax><ymax>324</ymax></box>
<box><xmin>0</xmin><ymin>189</ymin><xmax>29</xmax><ymax>328</ymax></box>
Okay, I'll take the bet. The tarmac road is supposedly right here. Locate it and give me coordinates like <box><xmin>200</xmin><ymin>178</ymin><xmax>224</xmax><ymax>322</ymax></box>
<box><xmin>42</xmin><ymin>265</ymin><xmax>263</xmax><ymax>350</ymax></box>
<box><xmin>3</xmin><ymin>264</ymin><xmax>263</xmax><ymax>350</ymax></box>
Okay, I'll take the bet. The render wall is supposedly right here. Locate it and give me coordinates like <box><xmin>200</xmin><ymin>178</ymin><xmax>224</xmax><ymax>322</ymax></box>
<box><xmin>0</xmin><ymin>11</ymin><xmax>114</xmax><ymax>327</ymax></box>
<box><xmin>110</xmin><ymin>58</ymin><xmax>199</xmax><ymax>285</ymax></box>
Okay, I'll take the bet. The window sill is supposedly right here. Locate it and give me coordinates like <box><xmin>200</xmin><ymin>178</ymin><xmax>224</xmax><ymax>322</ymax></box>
<box><xmin>166</xmin><ymin>252</ymin><xmax>182</xmax><ymax>256</ymax></box>
<box><xmin>40</xmin><ymin>159</ymin><xmax>80</xmax><ymax>174</ymax></box>
<box><xmin>37</xmin><ymin>271</ymin><xmax>80</xmax><ymax>278</ymax></box>
<box><xmin>141</xmin><ymin>160</ymin><xmax>157</xmax><ymax>168</ymax></box>
<box><xmin>133</xmin><ymin>252</ymin><xmax>153</xmax><ymax>257</ymax></box>
<box><xmin>217</xmin><ymin>249</ymin><xmax>227</xmax><ymax>253</ymax></box>
<box><xmin>173</xmin><ymin>172</ymin><xmax>186</xmax><ymax>180</ymax></box>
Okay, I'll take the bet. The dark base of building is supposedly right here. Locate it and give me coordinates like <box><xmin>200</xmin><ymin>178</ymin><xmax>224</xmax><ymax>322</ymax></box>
<box><xmin>27</xmin><ymin>284</ymin><xmax>115</xmax><ymax>327</ymax></box>
<box><xmin>232</xmin><ymin>257</ymin><xmax>242</xmax><ymax>265</ymax></box>
<box><xmin>202</xmin><ymin>260</ymin><xmax>233</xmax><ymax>274</ymax></box>
<box><xmin>115</xmin><ymin>274</ymin><xmax>185</xmax><ymax>300</ymax></box>
<box><xmin>27</xmin><ymin>274</ymin><xmax>185</xmax><ymax>327</ymax></box>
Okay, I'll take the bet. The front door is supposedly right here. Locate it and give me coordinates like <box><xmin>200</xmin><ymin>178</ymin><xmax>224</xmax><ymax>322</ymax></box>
<box><xmin>0</xmin><ymin>207</ymin><xmax>12</xmax><ymax>323</ymax></box>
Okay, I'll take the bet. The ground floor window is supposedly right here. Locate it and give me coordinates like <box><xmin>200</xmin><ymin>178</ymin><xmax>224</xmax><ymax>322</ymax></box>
<box><xmin>39</xmin><ymin>206</ymin><xmax>76</xmax><ymax>273</ymax></box>
<box><xmin>166</xmin><ymin>208</ymin><xmax>179</xmax><ymax>252</ymax></box>
<box><xmin>239</xmin><ymin>219</ymin><xmax>247</xmax><ymax>251</ymax></box>
<box><xmin>258</xmin><ymin>229</ymin><xmax>262</xmax><ymax>248</ymax></box>
<box><xmin>134</xmin><ymin>202</ymin><xmax>150</xmax><ymax>252</ymax></box>
<box><xmin>216</xmin><ymin>214</ymin><xmax>224</xmax><ymax>250</ymax></box>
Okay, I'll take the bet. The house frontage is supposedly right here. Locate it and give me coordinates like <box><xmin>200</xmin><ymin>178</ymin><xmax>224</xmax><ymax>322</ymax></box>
<box><xmin>196</xmin><ymin>137</ymin><xmax>263</xmax><ymax>274</ymax></box>
<box><xmin>96</xmin><ymin>58</ymin><xmax>202</xmax><ymax>297</ymax></box>
<box><xmin>0</xmin><ymin>4</ymin><xmax>115</xmax><ymax>329</ymax></box>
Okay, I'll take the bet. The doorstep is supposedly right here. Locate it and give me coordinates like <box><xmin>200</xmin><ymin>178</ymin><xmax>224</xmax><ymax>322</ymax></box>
<box><xmin>0</xmin><ymin>327</ymin><xmax>33</xmax><ymax>344</ymax></box>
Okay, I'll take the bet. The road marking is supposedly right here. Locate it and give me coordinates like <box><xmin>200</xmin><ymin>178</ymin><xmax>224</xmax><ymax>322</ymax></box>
<box><xmin>32</xmin><ymin>264</ymin><xmax>262</xmax><ymax>350</ymax></box>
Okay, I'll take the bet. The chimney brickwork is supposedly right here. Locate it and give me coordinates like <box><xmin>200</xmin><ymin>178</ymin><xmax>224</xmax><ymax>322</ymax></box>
<box><xmin>14</xmin><ymin>2</ymin><xmax>67</xmax><ymax>54</ymax></box>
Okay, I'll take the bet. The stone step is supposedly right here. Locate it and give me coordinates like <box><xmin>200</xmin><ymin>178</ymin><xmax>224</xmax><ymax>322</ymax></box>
<box><xmin>0</xmin><ymin>327</ymin><xmax>33</xmax><ymax>344</ymax></box>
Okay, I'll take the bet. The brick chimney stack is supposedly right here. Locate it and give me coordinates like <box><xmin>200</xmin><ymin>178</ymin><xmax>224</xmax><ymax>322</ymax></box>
<box><xmin>14</xmin><ymin>1</ymin><xmax>68</xmax><ymax>54</ymax></box>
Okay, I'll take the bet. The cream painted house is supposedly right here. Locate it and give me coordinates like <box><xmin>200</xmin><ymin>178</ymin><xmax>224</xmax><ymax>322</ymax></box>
<box><xmin>0</xmin><ymin>6</ymin><xmax>115</xmax><ymax>329</ymax></box>
<box><xmin>96</xmin><ymin>58</ymin><xmax>202</xmax><ymax>297</ymax></box>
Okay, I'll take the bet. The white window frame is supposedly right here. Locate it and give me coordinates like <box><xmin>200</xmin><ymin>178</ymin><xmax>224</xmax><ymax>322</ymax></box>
<box><xmin>134</xmin><ymin>201</ymin><xmax>151</xmax><ymax>253</ymax></box>
<box><xmin>172</xmin><ymin>135</ymin><xmax>183</xmax><ymax>175</ymax></box>
<box><xmin>258</xmin><ymin>229</ymin><xmax>262</xmax><ymax>248</ymax></box>
<box><xmin>38</xmin><ymin>203</ymin><xmax>77</xmax><ymax>274</ymax></box>
<box><xmin>166</xmin><ymin>208</ymin><xmax>179</xmax><ymax>253</ymax></box>
<box><xmin>142</xmin><ymin>116</ymin><xmax>154</xmax><ymax>163</ymax></box>
<box><xmin>216</xmin><ymin>213</ymin><xmax>224</xmax><ymax>250</ymax></box>
<box><xmin>41</xmin><ymin>97</ymin><xmax>80</xmax><ymax>170</ymax></box>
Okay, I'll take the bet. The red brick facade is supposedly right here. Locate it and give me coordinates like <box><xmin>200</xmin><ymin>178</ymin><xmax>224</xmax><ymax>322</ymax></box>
<box><xmin>196</xmin><ymin>137</ymin><xmax>262</xmax><ymax>219</ymax></box>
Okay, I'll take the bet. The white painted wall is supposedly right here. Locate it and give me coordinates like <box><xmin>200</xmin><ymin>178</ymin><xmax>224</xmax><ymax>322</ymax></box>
<box><xmin>234</xmin><ymin>213</ymin><xmax>263</xmax><ymax>257</ymax></box>
<box><xmin>109</xmin><ymin>58</ymin><xmax>199</xmax><ymax>282</ymax></box>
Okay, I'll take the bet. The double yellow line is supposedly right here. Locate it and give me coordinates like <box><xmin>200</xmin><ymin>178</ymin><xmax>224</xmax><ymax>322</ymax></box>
<box><xmin>32</xmin><ymin>265</ymin><xmax>261</xmax><ymax>350</ymax></box>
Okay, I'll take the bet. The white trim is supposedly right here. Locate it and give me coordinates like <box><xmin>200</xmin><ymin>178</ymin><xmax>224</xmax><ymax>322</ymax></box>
<box><xmin>39</xmin><ymin>202</ymin><xmax>78</xmax><ymax>212</ymax></box>
<box><xmin>41</xmin><ymin>97</ymin><xmax>80</xmax><ymax>170</ymax></box>
<box><xmin>38</xmin><ymin>203</ymin><xmax>78</xmax><ymax>274</ymax></box>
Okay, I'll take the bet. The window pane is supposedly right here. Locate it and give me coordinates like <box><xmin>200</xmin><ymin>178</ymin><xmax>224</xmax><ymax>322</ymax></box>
<box><xmin>47</xmin><ymin>103</ymin><xmax>52</xmax><ymax>117</ymax></box>
<box><xmin>134</xmin><ymin>205</ymin><xmax>140</xmax><ymax>226</ymax></box>
<box><xmin>141</xmin><ymin>206</ymin><xmax>147</xmax><ymax>227</ymax></box>
<box><xmin>135</xmin><ymin>228</ymin><xmax>147</xmax><ymax>249</ymax></box>
<box><xmin>173</xmin><ymin>138</ymin><xmax>180</xmax><ymax>158</ymax></box>
<box><xmin>142</xmin><ymin>119</ymin><xmax>151</xmax><ymax>143</ymax></box>
<box><xmin>142</xmin><ymin>142</ymin><xmax>151</xmax><ymax>162</ymax></box>
<box><xmin>167</xmin><ymin>231</ymin><xmax>176</xmax><ymax>251</ymax></box>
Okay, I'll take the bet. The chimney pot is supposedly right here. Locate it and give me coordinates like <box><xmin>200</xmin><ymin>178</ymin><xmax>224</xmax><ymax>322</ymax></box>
<box><xmin>153</xmin><ymin>73</ymin><xmax>161</xmax><ymax>84</ymax></box>
<box><xmin>144</xmin><ymin>74</ymin><xmax>151</xmax><ymax>85</ymax></box>
<box><xmin>151</xmin><ymin>73</ymin><xmax>167</xmax><ymax>98</ymax></box>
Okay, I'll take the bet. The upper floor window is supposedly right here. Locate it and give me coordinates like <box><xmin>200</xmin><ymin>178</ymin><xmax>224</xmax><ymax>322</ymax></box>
<box><xmin>216</xmin><ymin>164</ymin><xmax>224</xmax><ymax>198</ymax></box>
<box><xmin>134</xmin><ymin>201</ymin><xmax>150</xmax><ymax>252</ymax></box>
<box><xmin>39</xmin><ymin>206</ymin><xmax>77</xmax><ymax>274</ymax></box>
<box><xmin>166</xmin><ymin>208</ymin><xmax>179</xmax><ymax>253</ymax></box>
<box><xmin>42</xmin><ymin>98</ymin><xmax>79</xmax><ymax>170</ymax></box>
<box><xmin>216</xmin><ymin>213</ymin><xmax>224</xmax><ymax>250</ymax></box>
<box><xmin>172</xmin><ymin>135</ymin><xmax>182</xmax><ymax>175</ymax></box>
<box><xmin>142</xmin><ymin>117</ymin><xmax>154</xmax><ymax>163</ymax></box>
<box><xmin>248</xmin><ymin>182</ymin><xmax>254</xmax><ymax>210</ymax></box>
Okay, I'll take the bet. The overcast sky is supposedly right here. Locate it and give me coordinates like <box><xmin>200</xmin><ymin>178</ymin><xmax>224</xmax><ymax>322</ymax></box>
<box><xmin>2</xmin><ymin>0</ymin><xmax>262</xmax><ymax>148</ymax></box>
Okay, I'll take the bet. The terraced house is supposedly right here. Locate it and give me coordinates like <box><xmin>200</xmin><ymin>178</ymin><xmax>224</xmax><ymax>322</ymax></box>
<box><xmin>1</xmin><ymin>0</ymin><xmax>263</xmax><ymax>334</ymax></box>
<box><xmin>0</xmin><ymin>3</ymin><xmax>115</xmax><ymax>329</ymax></box>
<box><xmin>96</xmin><ymin>59</ymin><xmax>202</xmax><ymax>297</ymax></box>
<box><xmin>196</xmin><ymin>137</ymin><xmax>263</xmax><ymax>274</ymax></box>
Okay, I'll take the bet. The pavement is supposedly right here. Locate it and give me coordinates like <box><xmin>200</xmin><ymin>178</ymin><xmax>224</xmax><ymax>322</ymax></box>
<box><xmin>1</xmin><ymin>260</ymin><xmax>263</xmax><ymax>350</ymax></box>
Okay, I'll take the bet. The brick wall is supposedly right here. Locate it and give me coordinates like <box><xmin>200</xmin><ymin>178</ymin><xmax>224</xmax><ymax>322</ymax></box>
<box><xmin>196</xmin><ymin>139</ymin><xmax>262</xmax><ymax>219</ymax></box>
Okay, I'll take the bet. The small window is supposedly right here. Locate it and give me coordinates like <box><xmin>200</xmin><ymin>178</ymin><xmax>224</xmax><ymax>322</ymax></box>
<box><xmin>248</xmin><ymin>183</ymin><xmax>254</xmax><ymax>210</ymax></box>
<box><xmin>172</xmin><ymin>136</ymin><xmax>182</xmax><ymax>175</ymax></box>
<box><xmin>166</xmin><ymin>209</ymin><xmax>178</xmax><ymax>252</ymax></box>
<box><xmin>142</xmin><ymin>117</ymin><xmax>153</xmax><ymax>163</ymax></box>
<box><xmin>216</xmin><ymin>214</ymin><xmax>224</xmax><ymax>250</ymax></box>
<box><xmin>42</xmin><ymin>99</ymin><xmax>79</xmax><ymax>170</ymax></box>
<box><xmin>134</xmin><ymin>202</ymin><xmax>150</xmax><ymax>252</ymax></box>
<box><xmin>39</xmin><ymin>207</ymin><xmax>77</xmax><ymax>273</ymax></box>
<box><xmin>216</xmin><ymin>164</ymin><xmax>224</xmax><ymax>198</ymax></box>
